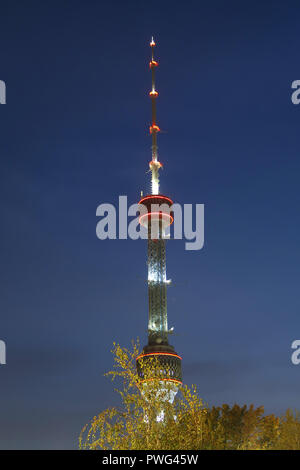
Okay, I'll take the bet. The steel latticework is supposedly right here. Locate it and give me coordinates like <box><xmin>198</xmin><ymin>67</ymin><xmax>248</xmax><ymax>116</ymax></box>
<box><xmin>136</xmin><ymin>39</ymin><xmax>182</xmax><ymax>386</ymax></box>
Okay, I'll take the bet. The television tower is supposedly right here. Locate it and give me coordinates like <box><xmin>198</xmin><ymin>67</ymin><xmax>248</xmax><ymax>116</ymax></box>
<box><xmin>136</xmin><ymin>38</ymin><xmax>182</xmax><ymax>396</ymax></box>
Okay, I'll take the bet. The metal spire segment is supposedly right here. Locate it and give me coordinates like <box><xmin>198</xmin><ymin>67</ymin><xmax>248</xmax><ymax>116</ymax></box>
<box><xmin>149</xmin><ymin>37</ymin><xmax>162</xmax><ymax>195</ymax></box>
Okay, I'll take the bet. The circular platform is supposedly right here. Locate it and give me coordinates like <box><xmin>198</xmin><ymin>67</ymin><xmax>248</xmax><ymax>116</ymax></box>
<box><xmin>138</xmin><ymin>195</ymin><xmax>174</xmax><ymax>229</ymax></box>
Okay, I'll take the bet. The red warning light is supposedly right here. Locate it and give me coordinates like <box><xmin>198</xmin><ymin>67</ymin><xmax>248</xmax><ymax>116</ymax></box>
<box><xmin>149</xmin><ymin>124</ymin><xmax>160</xmax><ymax>134</ymax></box>
<box><xmin>149</xmin><ymin>60</ymin><xmax>158</xmax><ymax>68</ymax></box>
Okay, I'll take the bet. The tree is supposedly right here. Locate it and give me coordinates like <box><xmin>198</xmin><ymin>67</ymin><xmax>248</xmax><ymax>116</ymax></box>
<box><xmin>79</xmin><ymin>341</ymin><xmax>299</xmax><ymax>450</ymax></box>
<box><xmin>275</xmin><ymin>410</ymin><xmax>300</xmax><ymax>450</ymax></box>
<box><xmin>79</xmin><ymin>340</ymin><xmax>208</xmax><ymax>450</ymax></box>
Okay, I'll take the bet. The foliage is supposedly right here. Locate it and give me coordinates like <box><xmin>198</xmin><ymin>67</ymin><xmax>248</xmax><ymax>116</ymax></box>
<box><xmin>79</xmin><ymin>341</ymin><xmax>300</xmax><ymax>450</ymax></box>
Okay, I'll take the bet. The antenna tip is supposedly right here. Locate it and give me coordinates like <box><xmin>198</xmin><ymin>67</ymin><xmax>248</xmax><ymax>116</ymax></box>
<box><xmin>150</xmin><ymin>37</ymin><xmax>156</xmax><ymax>47</ymax></box>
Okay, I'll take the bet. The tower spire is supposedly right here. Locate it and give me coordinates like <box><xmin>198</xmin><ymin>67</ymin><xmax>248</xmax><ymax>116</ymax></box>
<box><xmin>149</xmin><ymin>37</ymin><xmax>162</xmax><ymax>195</ymax></box>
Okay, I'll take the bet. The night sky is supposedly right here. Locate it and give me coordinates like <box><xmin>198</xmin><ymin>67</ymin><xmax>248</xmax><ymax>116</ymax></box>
<box><xmin>1</xmin><ymin>0</ymin><xmax>300</xmax><ymax>449</ymax></box>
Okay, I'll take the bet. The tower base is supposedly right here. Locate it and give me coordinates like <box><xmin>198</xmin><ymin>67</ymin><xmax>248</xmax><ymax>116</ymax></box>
<box><xmin>136</xmin><ymin>344</ymin><xmax>182</xmax><ymax>385</ymax></box>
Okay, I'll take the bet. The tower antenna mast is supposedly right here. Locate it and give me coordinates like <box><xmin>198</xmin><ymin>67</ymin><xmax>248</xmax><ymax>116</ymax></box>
<box><xmin>149</xmin><ymin>37</ymin><xmax>162</xmax><ymax>195</ymax></box>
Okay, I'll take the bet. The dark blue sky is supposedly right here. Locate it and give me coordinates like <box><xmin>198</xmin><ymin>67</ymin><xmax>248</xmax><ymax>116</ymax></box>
<box><xmin>1</xmin><ymin>0</ymin><xmax>300</xmax><ymax>449</ymax></box>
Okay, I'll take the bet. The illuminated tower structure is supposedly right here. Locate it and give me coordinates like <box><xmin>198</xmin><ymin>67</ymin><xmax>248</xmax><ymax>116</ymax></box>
<box><xmin>136</xmin><ymin>39</ymin><xmax>182</xmax><ymax>398</ymax></box>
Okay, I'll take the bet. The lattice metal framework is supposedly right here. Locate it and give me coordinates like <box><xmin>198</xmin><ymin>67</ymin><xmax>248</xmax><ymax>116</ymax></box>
<box><xmin>148</xmin><ymin>230</ymin><xmax>168</xmax><ymax>345</ymax></box>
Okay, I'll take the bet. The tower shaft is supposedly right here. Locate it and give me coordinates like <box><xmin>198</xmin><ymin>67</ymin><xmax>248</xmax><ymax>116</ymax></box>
<box><xmin>148</xmin><ymin>230</ymin><xmax>168</xmax><ymax>345</ymax></box>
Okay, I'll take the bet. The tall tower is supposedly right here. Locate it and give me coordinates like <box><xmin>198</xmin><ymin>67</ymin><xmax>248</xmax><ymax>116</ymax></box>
<box><xmin>136</xmin><ymin>39</ymin><xmax>182</xmax><ymax>396</ymax></box>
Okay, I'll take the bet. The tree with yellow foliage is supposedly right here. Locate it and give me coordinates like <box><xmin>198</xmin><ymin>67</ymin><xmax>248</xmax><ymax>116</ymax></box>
<box><xmin>79</xmin><ymin>341</ymin><xmax>299</xmax><ymax>450</ymax></box>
